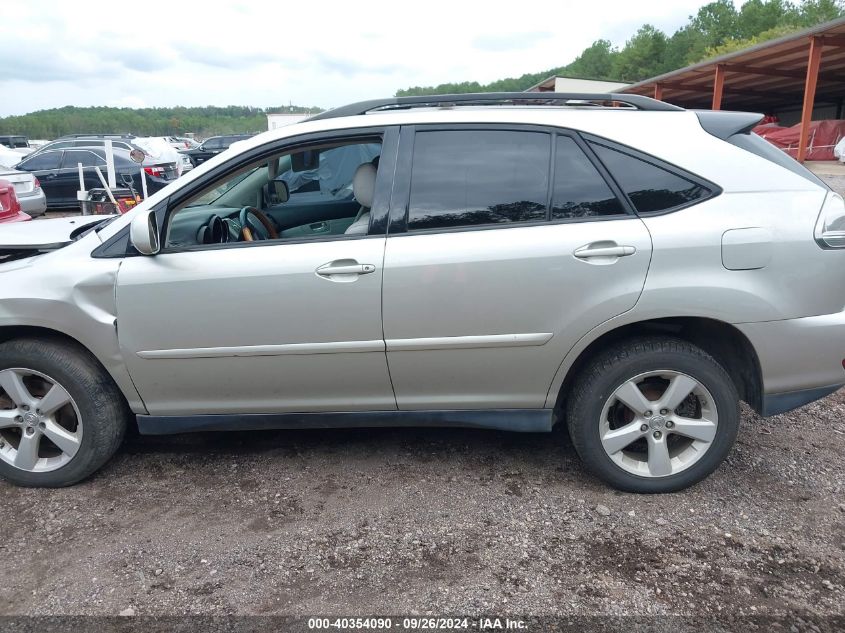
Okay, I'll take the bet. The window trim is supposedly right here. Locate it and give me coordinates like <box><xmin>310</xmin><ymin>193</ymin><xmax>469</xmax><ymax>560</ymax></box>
<box><xmin>155</xmin><ymin>126</ymin><xmax>398</xmax><ymax>254</ymax></box>
<box><xmin>581</xmin><ymin>132</ymin><xmax>722</xmax><ymax>217</ymax></box>
<box><xmin>387</xmin><ymin>124</ymin><xmax>637</xmax><ymax>238</ymax></box>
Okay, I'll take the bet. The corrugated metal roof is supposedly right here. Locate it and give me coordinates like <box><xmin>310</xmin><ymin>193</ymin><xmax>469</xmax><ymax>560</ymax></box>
<box><xmin>621</xmin><ymin>16</ymin><xmax>845</xmax><ymax>110</ymax></box>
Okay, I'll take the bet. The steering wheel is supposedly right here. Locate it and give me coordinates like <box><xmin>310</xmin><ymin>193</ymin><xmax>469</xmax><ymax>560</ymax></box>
<box><xmin>238</xmin><ymin>206</ymin><xmax>279</xmax><ymax>241</ymax></box>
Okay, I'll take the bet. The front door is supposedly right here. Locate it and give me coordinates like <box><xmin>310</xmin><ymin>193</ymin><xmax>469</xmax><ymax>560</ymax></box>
<box><xmin>116</xmin><ymin>131</ymin><xmax>398</xmax><ymax>416</ymax></box>
<box><xmin>381</xmin><ymin>127</ymin><xmax>653</xmax><ymax>410</ymax></box>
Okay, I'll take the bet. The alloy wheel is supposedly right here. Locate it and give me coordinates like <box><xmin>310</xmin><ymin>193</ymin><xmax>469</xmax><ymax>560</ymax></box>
<box><xmin>599</xmin><ymin>370</ymin><xmax>718</xmax><ymax>478</ymax></box>
<box><xmin>0</xmin><ymin>368</ymin><xmax>83</xmax><ymax>472</ymax></box>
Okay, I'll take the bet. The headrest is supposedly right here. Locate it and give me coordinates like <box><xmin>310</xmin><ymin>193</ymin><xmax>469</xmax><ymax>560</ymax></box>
<box><xmin>353</xmin><ymin>163</ymin><xmax>376</xmax><ymax>208</ymax></box>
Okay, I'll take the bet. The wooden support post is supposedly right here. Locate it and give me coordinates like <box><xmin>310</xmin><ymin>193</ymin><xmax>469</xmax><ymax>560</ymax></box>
<box><xmin>798</xmin><ymin>36</ymin><xmax>824</xmax><ymax>163</ymax></box>
<box><xmin>712</xmin><ymin>64</ymin><xmax>726</xmax><ymax>111</ymax></box>
<box><xmin>654</xmin><ymin>83</ymin><xmax>663</xmax><ymax>101</ymax></box>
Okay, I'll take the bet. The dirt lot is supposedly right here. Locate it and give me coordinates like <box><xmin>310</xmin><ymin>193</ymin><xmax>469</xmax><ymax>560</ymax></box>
<box><xmin>3</xmin><ymin>180</ymin><xmax>843</xmax><ymax>626</ymax></box>
<box><xmin>0</xmin><ymin>395</ymin><xmax>843</xmax><ymax>623</ymax></box>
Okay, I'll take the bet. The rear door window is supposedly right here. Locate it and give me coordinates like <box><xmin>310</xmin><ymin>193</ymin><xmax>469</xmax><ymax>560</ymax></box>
<box><xmin>589</xmin><ymin>142</ymin><xmax>712</xmax><ymax>214</ymax></box>
<box><xmin>407</xmin><ymin>129</ymin><xmax>550</xmax><ymax>230</ymax></box>
<box><xmin>62</xmin><ymin>150</ymin><xmax>105</xmax><ymax>168</ymax></box>
<box><xmin>552</xmin><ymin>136</ymin><xmax>626</xmax><ymax>219</ymax></box>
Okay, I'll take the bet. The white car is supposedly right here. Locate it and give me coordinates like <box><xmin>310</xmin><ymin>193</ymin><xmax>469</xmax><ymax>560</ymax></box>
<box><xmin>163</xmin><ymin>136</ymin><xmax>200</xmax><ymax>151</ymax></box>
<box><xmin>0</xmin><ymin>146</ymin><xmax>23</xmax><ymax>169</ymax></box>
<box><xmin>0</xmin><ymin>168</ymin><xmax>46</xmax><ymax>217</ymax></box>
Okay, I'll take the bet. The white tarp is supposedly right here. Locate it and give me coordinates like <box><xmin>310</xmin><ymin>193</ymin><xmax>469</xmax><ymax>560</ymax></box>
<box><xmin>835</xmin><ymin>137</ymin><xmax>845</xmax><ymax>162</ymax></box>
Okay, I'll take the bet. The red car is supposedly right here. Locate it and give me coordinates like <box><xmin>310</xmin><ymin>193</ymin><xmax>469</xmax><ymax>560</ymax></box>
<box><xmin>0</xmin><ymin>179</ymin><xmax>31</xmax><ymax>223</ymax></box>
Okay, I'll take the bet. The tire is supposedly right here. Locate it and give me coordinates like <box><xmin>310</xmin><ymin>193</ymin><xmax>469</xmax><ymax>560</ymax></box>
<box><xmin>0</xmin><ymin>337</ymin><xmax>129</xmax><ymax>487</ymax></box>
<box><xmin>566</xmin><ymin>336</ymin><xmax>739</xmax><ymax>493</ymax></box>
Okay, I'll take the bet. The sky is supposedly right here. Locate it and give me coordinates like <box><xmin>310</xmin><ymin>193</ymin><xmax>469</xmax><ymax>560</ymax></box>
<box><xmin>1</xmin><ymin>0</ymin><xmax>724</xmax><ymax>117</ymax></box>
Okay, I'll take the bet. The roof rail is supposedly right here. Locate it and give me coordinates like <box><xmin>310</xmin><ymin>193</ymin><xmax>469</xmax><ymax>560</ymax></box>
<box><xmin>58</xmin><ymin>133</ymin><xmax>137</xmax><ymax>139</ymax></box>
<box><xmin>307</xmin><ymin>92</ymin><xmax>683</xmax><ymax>121</ymax></box>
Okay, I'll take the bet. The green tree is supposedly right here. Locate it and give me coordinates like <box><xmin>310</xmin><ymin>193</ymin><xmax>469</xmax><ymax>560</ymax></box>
<box><xmin>611</xmin><ymin>25</ymin><xmax>670</xmax><ymax>81</ymax></box>
<box><xmin>795</xmin><ymin>0</ymin><xmax>845</xmax><ymax>25</ymax></box>
<box><xmin>737</xmin><ymin>0</ymin><xmax>795</xmax><ymax>38</ymax></box>
<box><xmin>704</xmin><ymin>23</ymin><xmax>800</xmax><ymax>58</ymax></box>
<box><xmin>690</xmin><ymin>0</ymin><xmax>740</xmax><ymax>48</ymax></box>
<box><xmin>0</xmin><ymin>105</ymin><xmax>323</xmax><ymax>139</ymax></box>
<box><xmin>565</xmin><ymin>39</ymin><xmax>619</xmax><ymax>79</ymax></box>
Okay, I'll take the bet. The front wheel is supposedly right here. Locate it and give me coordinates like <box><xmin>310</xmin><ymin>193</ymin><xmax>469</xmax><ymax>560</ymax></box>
<box><xmin>0</xmin><ymin>338</ymin><xmax>128</xmax><ymax>487</ymax></box>
<box><xmin>566</xmin><ymin>337</ymin><xmax>740</xmax><ymax>493</ymax></box>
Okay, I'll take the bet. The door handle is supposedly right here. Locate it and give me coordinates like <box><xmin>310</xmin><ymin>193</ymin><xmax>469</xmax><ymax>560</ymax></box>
<box><xmin>574</xmin><ymin>244</ymin><xmax>636</xmax><ymax>259</ymax></box>
<box><xmin>316</xmin><ymin>261</ymin><xmax>376</xmax><ymax>278</ymax></box>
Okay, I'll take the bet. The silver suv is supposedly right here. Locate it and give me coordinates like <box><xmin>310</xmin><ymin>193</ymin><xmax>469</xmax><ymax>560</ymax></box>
<box><xmin>1</xmin><ymin>93</ymin><xmax>843</xmax><ymax>492</ymax></box>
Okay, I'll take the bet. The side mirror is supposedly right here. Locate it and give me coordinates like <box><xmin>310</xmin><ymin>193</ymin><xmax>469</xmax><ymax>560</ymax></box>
<box><xmin>130</xmin><ymin>210</ymin><xmax>160</xmax><ymax>255</ymax></box>
<box><xmin>273</xmin><ymin>180</ymin><xmax>289</xmax><ymax>203</ymax></box>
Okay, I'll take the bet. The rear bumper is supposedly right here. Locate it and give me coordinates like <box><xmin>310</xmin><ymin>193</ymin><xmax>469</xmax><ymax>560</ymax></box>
<box><xmin>18</xmin><ymin>190</ymin><xmax>46</xmax><ymax>217</ymax></box>
<box><xmin>737</xmin><ymin>311</ymin><xmax>845</xmax><ymax>416</ymax></box>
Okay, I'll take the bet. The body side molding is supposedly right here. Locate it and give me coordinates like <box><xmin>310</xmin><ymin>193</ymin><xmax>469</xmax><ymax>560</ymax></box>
<box><xmin>386</xmin><ymin>333</ymin><xmax>553</xmax><ymax>351</ymax></box>
<box><xmin>138</xmin><ymin>333</ymin><xmax>554</xmax><ymax>359</ymax></box>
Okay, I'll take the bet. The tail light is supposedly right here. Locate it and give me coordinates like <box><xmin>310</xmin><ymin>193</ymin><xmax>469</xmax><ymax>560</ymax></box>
<box><xmin>33</xmin><ymin>177</ymin><xmax>41</xmax><ymax>190</ymax></box>
<box><xmin>815</xmin><ymin>192</ymin><xmax>845</xmax><ymax>249</ymax></box>
<box><xmin>144</xmin><ymin>166</ymin><xmax>165</xmax><ymax>178</ymax></box>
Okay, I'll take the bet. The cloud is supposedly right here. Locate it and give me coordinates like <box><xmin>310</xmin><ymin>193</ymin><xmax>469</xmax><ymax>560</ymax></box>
<box><xmin>472</xmin><ymin>32</ymin><xmax>554</xmax><ymax>52</ymax></box>
<box><xmin>312</xmin><ymin>54</ymin><xmax>403</xmax><ymax>77</ymax></box>
<box><xmin>170</xmin><ymin>41</ymin><xmax>280</xmax><ymax>70</ymax></box>
<box><xmin>107</xmin><ymin>96</ymin><xmax>148</xmax><ymax>109</ymax></box>
<box><xmin>0</xmin><ymin>0</ymin><xmax>712</xmax><ymax>117</ymax></box>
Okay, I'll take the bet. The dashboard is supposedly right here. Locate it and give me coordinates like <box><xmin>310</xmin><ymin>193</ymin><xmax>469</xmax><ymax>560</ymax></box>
<box><xmin>166</xmin><ymin>206</ymin><xmax>253</xmax><ymax>248</ymax></box>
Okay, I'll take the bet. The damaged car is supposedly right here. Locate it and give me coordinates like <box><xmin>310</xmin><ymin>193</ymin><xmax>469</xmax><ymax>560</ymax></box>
<box><xmin>1</xmin><ymin>93</ymin><xmax>844</xmax><ymax>491</ymax></box>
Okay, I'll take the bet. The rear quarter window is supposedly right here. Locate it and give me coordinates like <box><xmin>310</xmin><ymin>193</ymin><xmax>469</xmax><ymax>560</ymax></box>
<box><xmin>589</xmin><ymin>141</ymin><xmax>715</xmax><ymax>214</ymax></box>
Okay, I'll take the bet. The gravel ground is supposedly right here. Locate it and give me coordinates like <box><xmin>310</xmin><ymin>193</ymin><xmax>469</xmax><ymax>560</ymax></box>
<box><xmin>0</xmin><ymin>397</ymin><xmax>843</xmax><ymax>622</ymax></box>
<box><xmin>3</xmin><ymin>180</ymin><xmax>843</xmax><ymax>626</ymax></box>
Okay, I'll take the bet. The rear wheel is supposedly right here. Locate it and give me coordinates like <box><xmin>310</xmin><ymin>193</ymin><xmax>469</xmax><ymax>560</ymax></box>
<box><xmin>0</xmin><ymin>338</ymin><xmax>128</xmax><ymax>487</ymax></box>
<box><xmin>566</xmin><ymin>337</ymin><xmax>739</xmax><ymax>493</ymax></box>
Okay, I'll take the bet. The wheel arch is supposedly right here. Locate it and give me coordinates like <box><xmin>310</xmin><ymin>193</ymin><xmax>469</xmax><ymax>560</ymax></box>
<box><xmin>0</xmin><ymin>324</ymin><xmax>144</xmax><ymax>414</ymax></box>
<box><xmin>551</xmin><ymin>316</ymin><xmax>763</xmax><ymax>416</ymax></box>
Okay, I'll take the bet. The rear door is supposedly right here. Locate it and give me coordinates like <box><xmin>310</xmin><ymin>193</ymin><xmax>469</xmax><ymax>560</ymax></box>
<box><xmin>61</xmin><ymin>150</ymin><xmax>106</xmax><ymax>203</ymax></box>
<box><xmin>381</xmin><ymin>126</ymin><xmax>653</xmax><ymax>410</ymax></box>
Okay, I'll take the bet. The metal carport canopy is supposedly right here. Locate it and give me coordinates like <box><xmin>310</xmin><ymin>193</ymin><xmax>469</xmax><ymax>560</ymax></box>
<box><xmin>620</xmin><ymin>16</ymin><xmax>845</xmax><ymax>161</ymax></box>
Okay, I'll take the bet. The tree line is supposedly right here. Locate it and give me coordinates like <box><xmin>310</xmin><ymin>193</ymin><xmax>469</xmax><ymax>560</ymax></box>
<box><xmin>396</xmin><ymin>0</ymin><xmax>845</xmax><ymax>96</ymax></box>
<box><xmin>0</xmin><ymin>105</ymin><xmax>322</xmax><ymax>140</ymax></box>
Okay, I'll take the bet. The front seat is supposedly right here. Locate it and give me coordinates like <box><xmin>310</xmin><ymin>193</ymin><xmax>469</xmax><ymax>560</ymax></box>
<box><xmin>345</xmin><ymin>163</ymin><xmax>377</xmax><ymax>235</ymax></box>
